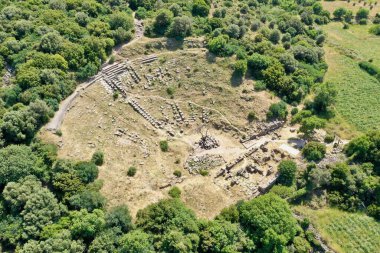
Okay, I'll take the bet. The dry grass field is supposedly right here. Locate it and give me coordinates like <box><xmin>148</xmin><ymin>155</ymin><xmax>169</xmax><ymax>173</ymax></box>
<box><xmin>40</xmin><ymin>39</ymin><xmax>303</xmax><ymax>218</ymax></box>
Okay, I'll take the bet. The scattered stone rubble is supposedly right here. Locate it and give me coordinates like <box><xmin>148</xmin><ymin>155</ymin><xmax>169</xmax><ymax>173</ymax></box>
<box><xmin>128</xmin><ymin>99</ymin><xmax>163</xmax><ymax>129</ymax></box>
<box><xmin>197</xmin><ymin>135</ymin><xmax>219</xmax><ymax>150</ymax></box>
<box><xmin>242</xmin><ymin>120</ymin><xmax>284</xmax><ymax>143</ymax></box>
<box><xmin>185</xmin><ymin>154</ymin><xmax>225</xmax><ymax>174</ymax></box>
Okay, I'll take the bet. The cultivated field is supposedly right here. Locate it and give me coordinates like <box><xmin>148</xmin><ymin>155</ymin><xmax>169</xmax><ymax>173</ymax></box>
<box><xmin>323</xmin><ymin>22</ymin><xmax>380</xmax><ymax>137</ymax></box>
<box><xmin>322</xmin><ymin>0</ymin><xmax>380</xmax><ymax>17</ymax></box>
<box><xmin>295</xmin><ymin>206</ymin><xmax>380</xmax><ymax>253</ymax></box>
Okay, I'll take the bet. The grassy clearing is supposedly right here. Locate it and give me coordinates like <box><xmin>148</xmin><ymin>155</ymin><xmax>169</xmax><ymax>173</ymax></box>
<box><xmin>295</xmin><ymin>206</ymin><xmax>380</xmax><ymax>253</ymax></box>
<box><xmin>323</xmin><ymin>22</ymin><xmax>380</xmax><ymax>137</ymax></box>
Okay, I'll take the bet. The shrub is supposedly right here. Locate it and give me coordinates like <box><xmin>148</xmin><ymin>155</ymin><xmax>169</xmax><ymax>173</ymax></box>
<box><xmin>135</xmin><ymin>7</ymin><xmax>147</xmax><ymax>20</ymax></box>
<box><xmin>247</xmin><ymin>111</ymin><xmax>257</xmax><ymax>122</ymax></box>
<box><xmin>356</xmin><ymin>8</ymin><xmax>369</xmax><ymax>20</ymax></box>
<box><xmin>167</xmin><ymin>16</ymin><xmax>192</xmax><ymax>38</ymax></box>
<box><xmin>358</xmin><ymin>18</ymin><xmax>367</xmax><ymax>25</ymax></box>
<box><xmin>254</xmin><ymin>81</ymin><xmax>266</xmax><ymax>91</ymax></box>
<box><xmin>302</xmin><ymin>142</ymin><xmax>326</xmax><ymax>161</ymax></box>
<box><xmin>233</xmin><ymin>59</ymin><xmax>247</xmax><ymax>77</ymax></box>
<box><xmin>277</xmin><ymin>160</ymin><xmax>297</xmax><ymax>186</ymax></box>
<box><xmin>358</xmin><ymin>61</ymin><xmax>380</xmax><ymax>77</ymax></box>
<box><xmin>192</xmin><ymin>0</ymin><xmax>210</xmax><ymax>17</ymax></box>
<box><xmin>168</xmin><ymin>186</ymin><xmax>181</xmax><ymax>198</ymax></box>
<box><xmin>173</xmin><ymin>170</ymin><xmax>182</xmax><ymax>177</ymax></box>
<box><xmin>55</xmin><ymin>129</ymin><xmax>62</xmax><ymax>136</ymax></box>
<box><xmin>166</xmin><ymin>86</ymin><xmax>175</xmax><ymax>96</ymax></box>
<box><xmin>160</xmin><ymin>140</ymin><xmax>169</xmax><ymax>152</ymax></box>
<box><xmin>127</xmin><ymin>166</ymin><xmax>137</xmax><ymax>177</ymax></box>
<box><xmin>267</xmin><ymin>101</ymin><xmax>288</xmax><ymax>121</ymax></box>
<box><xmin>91</xmin><ymin>150</ymin><xmax>104</xmax><ymax>166</ymax></box>
<box><xmin>199</xmin><ymin>169</ymin><xmax>209</xmax><ymax>176</ymax></box>
<box><xmin>324</xmin><ymin>134</ymin><xmax>335</xmax><ymax>143</ymax></box>
<box><xmin>291</xmin><ymin>107</ymin><xmax>299</xmax><ymax>115</ymax></box>
<box><xmin>369</xmin><ymin>25</ymin><xmax>380</xmax><ymax>35</ymax></box>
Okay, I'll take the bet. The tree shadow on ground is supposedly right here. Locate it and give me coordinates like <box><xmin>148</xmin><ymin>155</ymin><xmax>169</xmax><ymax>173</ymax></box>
<box><xmin>230</xmin><ymin>72</ymin><xmax>244</xmax><ymax>87</ymax></box>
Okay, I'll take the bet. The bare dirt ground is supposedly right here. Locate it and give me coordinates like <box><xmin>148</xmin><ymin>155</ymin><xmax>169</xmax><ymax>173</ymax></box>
<box><xmin>41</xmin><ymin>38</ymin><xmax>305</xmax><ymax>219</ymax></box>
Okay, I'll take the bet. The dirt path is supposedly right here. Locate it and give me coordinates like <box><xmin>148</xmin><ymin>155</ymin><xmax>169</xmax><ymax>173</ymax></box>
<box><xmin>46</xmin><ymin>16</ymin><xmax>144</xmax><ymax>131</ymax></box>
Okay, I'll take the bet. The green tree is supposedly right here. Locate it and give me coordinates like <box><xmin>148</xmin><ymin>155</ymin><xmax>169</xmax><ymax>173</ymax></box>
<box><xmin>91</xmin><ymin>150</ymin><xmax>104</xmax><ymax>166</ymax></box>
<box><xmin>154</xmin><ymin>9</ymin><xmax>173</xmax><ymax>35</ymax></box>
<box><xmin>233</xmin><ymin>60</ymin><xmax>248</xmax><ymax>77</ymax></box>
<box><xmin>39</xmin><ymin>32</ymin><xmax>64</xmax><ymax>54</ymax></box>
<box><xmin>299</xmin><ymin>116</ymin><xmax>326</xmax><ymax>138</ymax></box>
<box><xmin>109</xmin><ymin>12</ymin><xmax>134</xmax><ymax>30</ymax></box>
<box><xmin>239</xmin><ymin>194</ymin><xmax>298</xmax><ymax>251</ymax></box>
<box><xmin>69</xmin><ymin>209</ymin><xmax>106</xmax><ymax>241</ymax></box>
<box><xmin>20</xmin><ymin>230</ymin><xmax>85</xmax><ymax>253</ymax></box>
<box><xmin>302</xmin><ymin>141</ymin><xmax>326</xmax><ymax>161</ymax></box>
<box><xmin>267</xmin><ymin>101</ymin><xmax>288</xmax><ymax>121</ymax></box>
<box><xmin>356</xmin><ymin>8</ymin><xmax>369</xmax><ymax>20</ymax></box>
<box><xmin>119</xmin><ymin>230</ymin><xmax>154</xmax><ymax>253</ymax></box>
<box><xmin>313</xmin><ymin>82</ymin><xmax>337</xmax><ymax>114</ymax></box>
<box><xmin>277</xmin><ymin>160</ymin><xmax>297</xmax><ymax>186</ymax></box>
<box><xmin>168</xmin><ymin>16</ymin><xmax>193</xmax><ymax>38</ymax></box>
<box><xmin>74</xmin><ymin>161</ymin><xmax>99</xmax><ymax>183</ymax></box>
<box><xmin>192</xmin><ymin>0</ymin><xmax>210</xmax><ymax>17</ymax></box>
<box><xmin>136</xmin><ymin>199</ymin><xmax>199</xmax><ymax>235</ymax></box>
<box><xmin>68</xmin><ymin>189</ymin><xmax>106</xmax><ymax>211</ymax></box>
<box><xmin>106</xmin><ymin>205</ymin><xmax>133</xmax><ymax>233</ymax></box>
<box><xmin>0</xmin><ymin>145</ymin><xmax>44</xmax><ymax>186</ymax></box>
<box><xmin>199</xmin><ymin>220</ymin><xmax>255</xmax><ymax>252</ymax></box>
<box><xmin>208</xmin><ymin>35</ymin><xmax>228</xmax><ymax>56</ymax></box>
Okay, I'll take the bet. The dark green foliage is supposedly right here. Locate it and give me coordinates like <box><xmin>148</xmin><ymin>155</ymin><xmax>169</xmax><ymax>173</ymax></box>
<box><xmin>119</xmin><ymin>230</ymin><xmax>154</xmax><ymax>253</ymax></box>
<box><xmin>247</xmin><ymin>111</ymin><xmax>257</xmax><ymax>122</ymax></box>
<box><xmin>20</xmin><ymin>230</ymin><xmax>85</xmax><ymax>252</ymax></box>
<box><xmin>267</xmin><ymin>101</ymin><xmax>288</xmax><ymax>121</ymax></box>
<box><xmin>345</xmin><ymin>131</ymin><xmax>380</xmax><ymax>170</ymax></box>
<box><xmin>91</xmin><ymin>150</ymin><xmax>104</xmax><ymax>166</ymax></box>
<box><xmin>369</xmin><ymin>25</ymin><xmax>380</xmax><ymax>36</ymax></box>
<box><xmin>302</xmin><ymin>142</ymin><xmax>326</xmax><ymax>161</ymax></box>
<box><xmin>199</xmin><ymin>220</ymin><xmax>255</xmax><ymax>252</ymax></box>
<box><xmin>358</xmin><ymin>61</ymin><xmax>380</xmax><ymax>81</ymax></box>
<box><xmin>89</xmin><ymin>228</ymin><xmax>122</xmax><ymax>253</ymax></box>
<box><xmin>0</xmin><ymin>145</ymin><xmax>44</xmax><ymax>186</ymax></box>
<box><xmin>68</xmin><ymin>189</ymin><xmax>106</xmax><ymax>211</ymax></box>
<box><xmin>192</xmin><ymin>0</ymin><xmax>210</xmax><ymax>17</ymax></box>
<box><xmin>127</xmin><ymin>167</ymin><xmax>137</xmax><ymax>177</ymax></box>
<box><xmin>160</xmin><ymin>140</ymin><xmax>169</xmax><ymax>152</ymax></box>
<box><xmin>324</xmin><ymin>134</ymin><xmax>335</xmax><ymax>143</ymax></box>
<box><xmin>239</xmin><ymin>194</ymin><xmax>298</xmax><ymax>251</ymax></box>
<box><xmin>106</xmin><ymin>205</ymin><xmax>133</xmax><ymax>233</ymax></box>
<box><xmin>216</xmin><ymin>205</ymin><xmax>240</xmax><ymax>223</ymax></box>
<box><xmin>168</xmin><ymin>16</ymin><xmax>193</xmax><ymax>38</ymax></box>
<box><xmin>356</xmin><ymin>8</ymin><xmax>369</xmax><ymax>20</ymax></box>
<box><xmin>233</xmin><ymin>59</ymin><xmax>248</xmax><ymax>77</ymax></box>
<box><xmin>136</xmin><ymin>198</ymin><xmax>199</xmax><ymax>235</ymax></box>
<box><xmin>168</xmin><ymin>186</ymin><xmax>182</xmax><ymax>198</ymax></box>
<box><xmin>74</xmin><ymin>161</ymin><xmax>98</xmax><ymax>184</ymax></box>
<box><xmin>313</xmin><ymin>82</ymin><xmax>337</xmax><ymax>114</ymax></box>
<box><xmin>154</xmin><ymin>9</ymin><xmax>173</xmax><ymax>35</ymax></box>
<box><xmin>173</xmin><ymin>170</ymin><xmax>182</xmax><ymax>177</ymax></box>
<box><xmin>277</xmin><ymin>160</ymin><xmax>297</xmax><ymax>186</ymax></box>
<box><xmin>299</xmin><ymin>116</ymin><xmax>326</xmax><ymax>138</ymax></box>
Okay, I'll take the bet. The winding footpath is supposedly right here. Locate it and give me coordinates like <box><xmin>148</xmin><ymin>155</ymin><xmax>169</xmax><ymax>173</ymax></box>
<box><xmin>46</xmin><ymin>16</ymin><xmax>144</xmax><ymax>131</ymax></box>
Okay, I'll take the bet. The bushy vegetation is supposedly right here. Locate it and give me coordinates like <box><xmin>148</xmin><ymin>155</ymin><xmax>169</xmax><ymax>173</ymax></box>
<box><xmin>302</xmin><ymin>141</ymin><xmax>326</xmax><ymax>161</ymax></box>
<box><xmin>0</xmin><ymin>1</ymin><xmax>134</xmax><ymax>145</ymax></box>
